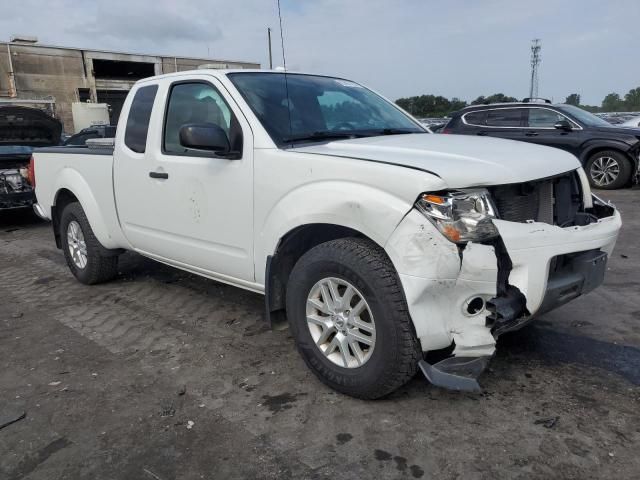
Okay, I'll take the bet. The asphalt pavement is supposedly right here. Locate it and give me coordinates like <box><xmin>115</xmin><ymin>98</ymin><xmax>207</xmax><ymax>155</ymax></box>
<box><xmin>1</xmin><ymin>187</ymin><xmax>639</xmax><ymax>479</ymax></box>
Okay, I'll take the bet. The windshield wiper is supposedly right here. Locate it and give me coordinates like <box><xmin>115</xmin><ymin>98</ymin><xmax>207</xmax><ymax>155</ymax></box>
<box><xmin>282</xmin><ymin>131</ymin><xmax>362</xmax><ymax>144</ymax></box>
<box><xmin>282</xmin><ymin>128</ymin><xmax>425</xmax><ymax>145</ymax></box>
<box><xmin>282</xmin><ymin>131</ymin><xmax>358</xmax><ymax>143</ymax></box>
<box><xmin>377</xmin><ymin>128</ymin><xmax>425</xmax><ymax>135</ymax></box>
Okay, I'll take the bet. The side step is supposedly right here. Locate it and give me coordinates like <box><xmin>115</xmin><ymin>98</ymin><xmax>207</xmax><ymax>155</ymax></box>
<box><xmin>418</xmin><ymin>356</ymin><xmax>492</xmax><ymax>393</ymax></box>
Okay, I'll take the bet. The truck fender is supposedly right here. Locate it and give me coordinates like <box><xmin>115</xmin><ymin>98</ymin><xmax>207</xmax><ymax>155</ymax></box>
<box><xmin>257</xmin><ymin>181</ymin><xmax>414</xmax><ymax>285</ymax></box>
<box><xmin>52</xmin><ymin>168</ymin><xmax>119</xmax><ymax>250</ymax></box>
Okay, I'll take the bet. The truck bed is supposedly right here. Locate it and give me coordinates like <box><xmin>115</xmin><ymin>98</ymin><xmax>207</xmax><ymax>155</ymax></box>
<box><xmin>33</xmin><ymin>145</ymin><xmax>129</xmax><ymax>250</ymax></box>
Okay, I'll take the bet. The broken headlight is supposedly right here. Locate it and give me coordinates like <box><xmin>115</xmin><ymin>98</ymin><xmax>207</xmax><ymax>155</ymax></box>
<box><xmin>415</xmin><ymin>189</ymin><xmax>499</xmax><ymax>244</ymax></box>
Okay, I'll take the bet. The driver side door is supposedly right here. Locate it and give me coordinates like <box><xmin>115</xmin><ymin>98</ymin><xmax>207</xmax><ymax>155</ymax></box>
<box><xmin>121</xmin><ymin>75</ymin><xmax>255</xmax><ymax>283</ymax></box>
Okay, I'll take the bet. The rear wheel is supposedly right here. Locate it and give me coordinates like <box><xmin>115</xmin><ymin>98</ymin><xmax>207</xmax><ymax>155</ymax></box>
<box><xmin>586</xmin><ymin>150</ymin><xmax>632</xmax><ymax>190</ymax></box>
<box><xmin>60</xmin><ymin>202</ymin><xmax>119</xmax><ymax>285</ymax></box>
<box><xmin>286</xmin><ymin>237</ymin><xmax>421</xmax><ymax>399</ymax></box>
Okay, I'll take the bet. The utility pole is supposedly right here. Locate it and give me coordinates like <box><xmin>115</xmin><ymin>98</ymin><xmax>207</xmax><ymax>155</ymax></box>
<box><xmin>6</xmin><ymin>41</ymin><xmax>17</xmax><ymax>98</ymax></box>
<box><xmin>267</xmin><ymin>28</ymin><xmax>273</xmax><ymax>69</ymax></box>
<box><xmin>529</xmin><ymin>39</ymin><xmax>541</xmax><ymax>98</ymax></box>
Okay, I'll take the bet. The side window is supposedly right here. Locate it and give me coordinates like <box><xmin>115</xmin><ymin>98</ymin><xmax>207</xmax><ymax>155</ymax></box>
<box><xmin>463</xmin><ymin>111</ymin><xmax>487</xmax><ymax>126</ymax></box>
<box><xmin>527</xmin><ymin>108</ymin><xmax>566</xmax><ymax>128</ymax></box>
<box><xmin>486</xmin><ymin>109</ymin><xmax>524</xmax><ymax>127</ymax></box>
<box><xmin>163</xmin><ymin>82</ymin><xmax>236</xmax><ymax>155</ymax></box>
<box><xmin>124</xmin><ymin>85</ymin><xmax>158</xmax><ymax>153</ymax></box>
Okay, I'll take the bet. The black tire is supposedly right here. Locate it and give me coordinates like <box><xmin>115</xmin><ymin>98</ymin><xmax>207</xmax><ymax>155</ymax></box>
<box><xmin>285</xmin><ymin>237</ymin><xmax>421</xmax><ymax>399</ymax></box>
<box><xmin>59</xmin><ymin>202</ymin><xmax>118</xmax><ymax>285</ymax></box>
<box><xmin>585</xmin><ymin>150</ymin><xmax>632</xmax><ymax>190</ymax></box>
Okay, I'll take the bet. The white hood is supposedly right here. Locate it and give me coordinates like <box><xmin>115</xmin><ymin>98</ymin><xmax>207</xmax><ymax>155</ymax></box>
<box><xmin>291</xmin><ymin>134</ymin><xmax>580</xmax><ymax>188</ymax></box>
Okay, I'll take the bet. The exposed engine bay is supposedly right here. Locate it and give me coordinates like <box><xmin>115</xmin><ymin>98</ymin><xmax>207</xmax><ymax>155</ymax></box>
<box><xmin>0</xmin><ymin>164</ymin><xmax>33</xmax><ymax>209</ymax></box>
<box><xmin>0</xmin><ymin>105</ymin><xmax>62</xmax><ymax>210</ymax></box>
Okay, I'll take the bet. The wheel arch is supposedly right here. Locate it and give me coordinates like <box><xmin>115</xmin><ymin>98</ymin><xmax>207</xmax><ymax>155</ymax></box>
<box><xmin>51</xmin><ymin>188</ymin><xmax>79</xmax><ymax>248</ymax></box>
<box><xmin>581</xmin><ymin>144</ymin><xmax>637</xmax><ymax>187</ymax></box>
<box><xmin>51</xmin><ymin>181</ymin><xmax>122</xmax><ymax>255</ymax></box>
<box><xmin>580</xmin><ymin>141</ymin><xmax>636</xmax><ymax>166</ymax></box>
<box><xmin>264</xmin><ymin>223</ymin><xmax>388</xmax><ymax>327</ymax></box>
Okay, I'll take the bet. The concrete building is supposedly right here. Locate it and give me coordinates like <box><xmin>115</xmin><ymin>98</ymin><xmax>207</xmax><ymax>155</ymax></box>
<box><xmin>0</xmin><ymin>40</ymin><xmax>260</xmax><ymax>132</ymax></box>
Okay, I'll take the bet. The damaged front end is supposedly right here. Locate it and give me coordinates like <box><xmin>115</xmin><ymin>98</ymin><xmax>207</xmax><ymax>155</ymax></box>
<box><xmin>386</xmin><ymin>169</ymin><xmax>621</xmax><ymax>392</ymax></box>
<box><xmin>0</xmin><ymin>157</ymin><xmax>34</xmax><ymax>210</ymax></box>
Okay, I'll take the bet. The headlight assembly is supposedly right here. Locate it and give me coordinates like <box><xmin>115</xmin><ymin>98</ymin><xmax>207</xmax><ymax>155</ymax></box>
<box><xmin>415</xmin><ymin>189</ymin><xmax>499</xmax><ymax>244</ymax></box>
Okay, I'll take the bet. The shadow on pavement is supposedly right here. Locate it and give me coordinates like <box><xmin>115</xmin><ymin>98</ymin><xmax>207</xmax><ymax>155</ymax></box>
<box><xmin>499</xmin><ymin>324</ymin><xmax>640</xmax><ymax>385</ymax></box>
<box><xmin>0</xmin><ymin>208</ymin><xmax>43</xmax><ymax>230</ymax></box>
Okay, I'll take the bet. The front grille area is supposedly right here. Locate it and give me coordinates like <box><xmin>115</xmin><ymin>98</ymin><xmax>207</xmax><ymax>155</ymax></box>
<box><xmin>490</xmin><ymin>172</ymin><xmax>581</xmax><ymax>226</ymax></box>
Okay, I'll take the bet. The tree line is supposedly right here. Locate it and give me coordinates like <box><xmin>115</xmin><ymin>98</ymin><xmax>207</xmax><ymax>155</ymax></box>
<box><xmin>395</xmin><ymin>87</ymin><xmax>640</xmax><ymax>117</ymax></box>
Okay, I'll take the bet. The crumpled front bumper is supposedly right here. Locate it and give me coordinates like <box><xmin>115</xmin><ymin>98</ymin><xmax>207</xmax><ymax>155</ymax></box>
<box><xmin>0</xmin><ymin>191</ymin><xmax>34</xmax><ymax>210</ymax></box>
<box><xmin>385</xmin><ymin>207</ymin><xmax>621</xmax><ymax>359</ymax></box>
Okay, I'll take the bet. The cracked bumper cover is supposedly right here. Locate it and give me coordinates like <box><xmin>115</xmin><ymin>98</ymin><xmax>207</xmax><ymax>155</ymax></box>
<box><xmin>385</xmin><ymin>208</ymin><xmax>621</xmax><ymax>359</ymax></box>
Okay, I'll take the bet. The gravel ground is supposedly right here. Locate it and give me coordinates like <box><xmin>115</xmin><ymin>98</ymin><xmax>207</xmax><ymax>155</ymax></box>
<box><xmin>1</xmin><ymin>187</ymin><xmax>639</xmax><ymax>480</ymax></box>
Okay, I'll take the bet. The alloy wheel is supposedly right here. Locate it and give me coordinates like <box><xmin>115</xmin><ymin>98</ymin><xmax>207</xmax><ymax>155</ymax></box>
<box><xmin>67</xmin><ymin>220</ymin><xmax>88</xmax><ymax>269</ymax></box>
<box><xmin>590</xmin><ymin>156</ymin><xmax>620</xmax><ymax>187</ymax></box>
<box><xmin>306</xmin><ymin>277</ymin><xmax>376</xmax><ymax>368</ymax></box>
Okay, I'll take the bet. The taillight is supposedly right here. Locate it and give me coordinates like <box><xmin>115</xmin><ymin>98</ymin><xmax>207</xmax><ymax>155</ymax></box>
<box><xmin>27</xmin><ymin>155</ymin><xmax>35</xmax><ymax>187</ymax></box>
<box><xmin>441</xmin><ymin>128</ymin><xmax>453</xmax><ymax>134</ymax></box>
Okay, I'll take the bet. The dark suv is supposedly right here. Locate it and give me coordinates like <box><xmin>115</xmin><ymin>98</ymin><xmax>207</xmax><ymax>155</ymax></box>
<box><xmin>443</xmin><ymin>100</ymin><xmax>640</xmax><ymax>189</ymax></box>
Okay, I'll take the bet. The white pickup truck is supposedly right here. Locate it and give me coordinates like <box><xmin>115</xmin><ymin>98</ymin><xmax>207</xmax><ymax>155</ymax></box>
<box><xmin>32</xmin><ymin>70</ymin><xmax>621</xmax><ymax>398</ymax></box>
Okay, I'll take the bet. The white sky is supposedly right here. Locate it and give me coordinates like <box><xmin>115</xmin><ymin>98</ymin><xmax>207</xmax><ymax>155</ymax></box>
<box><xmin>2</xmin><ymin>0</ymin><xmax>638</xmax><ymax>105</ymax></box>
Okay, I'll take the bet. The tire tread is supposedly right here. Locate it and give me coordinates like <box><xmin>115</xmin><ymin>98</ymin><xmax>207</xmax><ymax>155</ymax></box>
<box><xmin>60</xmin><ymin>202</ymin><xmax>118</xmax><ymax>285</ymax></box>
<box><xmin>287</xmin><ymin>237</ymin><xmax>421</xmax><ymax>399</ymax></box>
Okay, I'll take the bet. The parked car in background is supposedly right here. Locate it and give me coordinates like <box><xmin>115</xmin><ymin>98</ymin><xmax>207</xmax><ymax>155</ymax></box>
<box><xmin>31</xmin><ymin>71</ymin><xmax>620</xmax><ymax>397</ymax></box>
<box><xmin>63</xmin><ymin>125</ymin><xmax>116</xmax><ymax>146</ymax></box>
<box><xmin>0</xmin><ymin>105</ymin><xmax>62</xmax><ymax>210</ymax></box>
<box><xmin>443</xmin><ymin>100</ymin><xmax>640</xmax><ymax>189</ymax></box>
<box><xmin>597</xmin><ymin>112</ymin><xmax>640</xmax><ymax>125</ymax></box>
<box><xmin>425</xmin><ymin>122</ymin><xmax>447</xmax><ymax>133</ymax></box>
<box><xmin>418</xmin><ymin>118</ymin><xmax>449</xmax><ymax>134</ymax></box>
<box><xmin>621</xmin><ymin>116</ymin><xmax>640</xmax><ymax>128</ymax></box>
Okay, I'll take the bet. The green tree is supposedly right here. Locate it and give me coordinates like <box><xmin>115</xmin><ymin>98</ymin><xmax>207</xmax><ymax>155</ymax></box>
<box><xmin>471</xmin><ymin>93</ymin><xmax>518</xmax><ymax>105</ymax></box>
<box><xmin>565</xmin><ymin>93</ymin><xmax>581</xmax><ymax>106</ymax></box>
<box><xmin>602</xmin><ymin>93</ymin><xmax>624</xmax><ymax>112</ymax></box>
<box><xmin>395</xmin><ymin>97</ymin><xmax>413</xmax><ymax>113</ymax></box>
<box><xmin>395</xmin><ymin>94</ymin><xmax>463</xmax><ymax>117</ymax></box>
<box><xmin>624</xmin><ymin>87</ymin><xmax>640</xmax><ymax>110</ymax></box>
<box><xmin>450</xmin><ymin>97</ymin><xmax>467</xmax><ymax>111</ymax></box>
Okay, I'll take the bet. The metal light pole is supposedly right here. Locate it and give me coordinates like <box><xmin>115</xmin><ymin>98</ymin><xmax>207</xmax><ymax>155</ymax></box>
<box><xmin>529</xmin><ymin>39</ymin><xmax>541</xmax><ymax>98</ymax></box>
<box><xmin>6</xmin><ymin>41</ymin><xmax>17</xmax><ymax>98</ymax></box>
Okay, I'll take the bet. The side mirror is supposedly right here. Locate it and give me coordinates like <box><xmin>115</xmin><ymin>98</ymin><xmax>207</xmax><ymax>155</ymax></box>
<box><xmin>179</xmin><ymin>123</ymin><xmax>230</xmax><ymax>154</ymax></box>
<box><xmin>554</xmin><ymin>119</ymin><xmax>573</xmax><ymax>131</ymax></box>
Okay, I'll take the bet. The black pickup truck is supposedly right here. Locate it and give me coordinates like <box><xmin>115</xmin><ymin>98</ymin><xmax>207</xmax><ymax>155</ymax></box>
<box><xmin>0</xmin><ymin>106</ymin><xmax>62</xmax><ymax>210</ymax></box>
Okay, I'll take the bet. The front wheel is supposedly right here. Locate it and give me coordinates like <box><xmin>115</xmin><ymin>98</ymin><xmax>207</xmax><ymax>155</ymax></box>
<box><xmin>60</xmin><ymin>202</ymin><xmax>119</xmax><ymax>285</ymax></box>
<box><xmin>586</xmin><ymin>150</ymin><xmax>632</xmax><ymax>190</ymax></box>
<box><xmin>286</xmin><ymin>237</ymin><xmax>421</xmax><ymax>399</ymax></box>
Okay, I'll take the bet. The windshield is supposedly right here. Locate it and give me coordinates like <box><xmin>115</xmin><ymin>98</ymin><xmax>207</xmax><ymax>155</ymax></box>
<box><xmin>228</xmin><ymin>72</ymin><xmax>424</xmax><ymax>146</ymax></box>
<box><xmin>556</xmin><ymin>105</ymin><xmax>612</xmax><ymax>127</ymax></box>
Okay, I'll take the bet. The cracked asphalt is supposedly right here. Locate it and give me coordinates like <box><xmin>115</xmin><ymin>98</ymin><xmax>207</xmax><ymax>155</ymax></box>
<box><xmin>1</xmin><ymin>187</ymin><xmax>639</xmax><ymax>479</ymax></box>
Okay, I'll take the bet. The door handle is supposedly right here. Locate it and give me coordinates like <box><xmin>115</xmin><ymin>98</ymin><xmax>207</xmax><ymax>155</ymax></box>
<box><xmin>525</xmin><ymin>131</ymin><xmax>539</xmax><ymax>137</ymax></box>
<box><xmin>149</xmin><ymin>171</ymin><xmax>169</xmax><ymax>179</ymax></box>
<box><xmin>476</xmin><ymin>132</ymin><xmax>489</xmax><ymax>136</ymax></box>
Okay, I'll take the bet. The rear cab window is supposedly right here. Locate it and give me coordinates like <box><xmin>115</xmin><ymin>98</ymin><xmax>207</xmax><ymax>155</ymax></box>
<box><xmin>124</xmin><ymin>85</ymin><xmax>158</xmax><ymax>153</ymax></box>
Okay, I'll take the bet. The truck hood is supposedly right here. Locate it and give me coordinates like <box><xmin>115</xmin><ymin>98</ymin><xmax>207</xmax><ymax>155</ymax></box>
<box><xmin>290</xmin><ymin>133</ymin><xmax>580</xmax><ymax>188</ymax></box>
<box><xmin>0</xmin><ymin>106</ymin><xmax>62</xmax><ymax>148</ymax></box>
